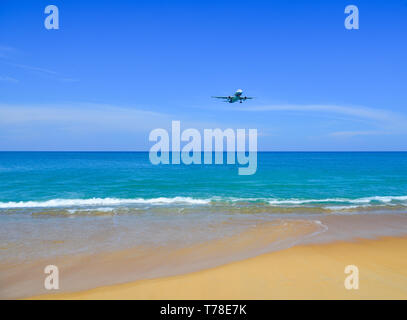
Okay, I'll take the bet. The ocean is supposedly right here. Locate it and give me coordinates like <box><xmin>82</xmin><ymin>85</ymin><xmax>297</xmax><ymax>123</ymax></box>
<box><xmin>1</xmin><ymin>151</ymin><xmax>407</xmax><ymax>211</ymax></box>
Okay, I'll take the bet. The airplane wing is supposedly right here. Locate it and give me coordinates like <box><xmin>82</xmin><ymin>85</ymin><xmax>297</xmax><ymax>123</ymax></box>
<box><xmin>212</xmin><ymin>96</ymin><xmax>230</xmax><ymax>99</ymax></box>
<box><xmin>242</xmin><ymin>96</ymin><xmax>254</xmax><ymax>100</ymax></box>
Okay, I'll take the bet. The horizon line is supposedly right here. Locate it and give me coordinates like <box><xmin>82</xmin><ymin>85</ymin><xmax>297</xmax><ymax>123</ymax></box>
<box><xmin>1</xmin><ymin>150</ymin><xmax>407</xmax><ymax>153</ymax></box>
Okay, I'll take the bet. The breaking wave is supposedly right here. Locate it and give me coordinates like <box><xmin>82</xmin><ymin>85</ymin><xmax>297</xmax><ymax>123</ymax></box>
<box><xmin>0</xmin><ymin>197</ymin><xmax>210</xmax><ymax>209</ymax></box>
<box><xmin>0</xmin><ymin>195</ymin><xmax>407</xmax><ymax>212</ymax></box>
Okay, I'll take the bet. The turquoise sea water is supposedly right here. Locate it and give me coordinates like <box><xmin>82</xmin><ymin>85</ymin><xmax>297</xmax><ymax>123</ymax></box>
<box><xmin>1</xmin><ymin>152</ymin><xmax>407</xmax><ymax>212</ymax></box>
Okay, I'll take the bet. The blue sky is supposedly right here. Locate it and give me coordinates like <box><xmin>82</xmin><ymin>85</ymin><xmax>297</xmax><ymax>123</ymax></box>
<box><xmin>0</xmin><ymin>0</ymin><xmax>406</xmax><ymax>151</ymax></box>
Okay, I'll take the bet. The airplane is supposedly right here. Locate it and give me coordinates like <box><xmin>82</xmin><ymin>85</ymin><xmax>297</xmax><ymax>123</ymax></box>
<box><xmin>212</xmin><ymin>89</ymin><xmax>254</xmax><ymax>103</ymax></box>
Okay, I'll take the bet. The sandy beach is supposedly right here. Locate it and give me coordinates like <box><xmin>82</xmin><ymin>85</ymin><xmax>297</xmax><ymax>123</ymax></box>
<box><xmin>33</xmin><ymin>234</ymin><xmax>407</xmax><ymax>300</ymax></box>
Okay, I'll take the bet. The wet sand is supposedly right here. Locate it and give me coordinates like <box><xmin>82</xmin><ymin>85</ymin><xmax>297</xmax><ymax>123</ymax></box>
<box><xmin>35</xmin><ymin>235</ymin><xmax>407</xmax><ymax>300</ymax></box>
<box><xmin>2</xmin><ymin>219</ymin><xmax>321</xmax><ymax>299</ymax></box>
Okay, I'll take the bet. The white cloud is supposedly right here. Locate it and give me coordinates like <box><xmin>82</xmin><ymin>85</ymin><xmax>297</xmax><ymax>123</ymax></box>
<box><xmin>330</xmin><ymin>131</ymin><xmax>387</xmax><ymax>137</ymax></box>
<box><xmin>236</xmin><ymin>104</ymin><xmax>407</xmax><ymax>134</ymax></box>
<box><xmin>0</xmin><ymin>103</ymin><xmax>251</xmax><ymax>150</ymax></box>
<box><xmin>0</xmin><ymin>103</ymin><xmax>171</xmax><ymax>132</ymax></box>
<box><xmin>237</xmin><ymin>104</ymin><xmax>395</xmax><ymax>121</ymax></box>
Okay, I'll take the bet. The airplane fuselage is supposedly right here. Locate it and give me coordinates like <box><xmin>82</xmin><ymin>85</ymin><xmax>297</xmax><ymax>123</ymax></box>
<box><xmin>228</xmin><ymin>95</ymin><xmax>241</xmax><ymax>103</ymax></box>
<box><xmin>228</xmin><ymin>89</ymin><xmax>244</xmax><ymax>103</ymax></box>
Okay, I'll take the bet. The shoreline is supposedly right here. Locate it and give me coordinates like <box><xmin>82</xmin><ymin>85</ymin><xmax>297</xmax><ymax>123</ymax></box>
<box><xmin>33</xmin><ymin>235</ymin><xmax>407</xmax><ymax>300</ymax></box>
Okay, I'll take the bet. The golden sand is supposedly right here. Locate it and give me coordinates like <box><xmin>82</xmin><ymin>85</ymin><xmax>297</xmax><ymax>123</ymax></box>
<box><xmin>34</xmin><ymin>236</ymin><xmax>407</xmax><ymax>300</ymax></box>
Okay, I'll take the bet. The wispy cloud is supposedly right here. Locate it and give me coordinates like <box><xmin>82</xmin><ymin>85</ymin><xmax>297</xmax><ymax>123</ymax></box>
<box><xmin>236</xmin><ymin>104</ymin><xmax>397</xmax><ymax>121</ymax></box>
<box><xmin>7</xmin><ymin>62</ymin><xmax>58</xmax><ymax>75</ymax></box>
<box><xmin>330</xmin><ymin>131</ymin><xmax>388</xmax><ymax>137</ymax></box>
<box><xmin>236</xmin><ymin>104</ymin><xmax>407</xmax><ymax>135</ymax></box>
<box><xmin>0</xmin><ymin>75</ymin><xmax>18</xmax><ymax>83</ymax></box>
<box><xmin>0</xmin><ymin>45</ymin><xmax>79</xmax><ymax>82</ymax></box>
<box><xmin>0</xmin><ymin>103</ymin><xmax>170</xmax><ymax>131</ymax></box>
<box><xmin>0</xmin><ymin>103</ymin><xmax>172</xmax><ymax>150</ymax></box>
<box><xmin>2</xmin><ymin>61</ymin><xmax>79</xmax><ymax>83</ymax></box>
<box><xmin>0</xmin><ymin>103</ymin><xmax>235</xmax><ymax>150</ymax></box>
<box><xmin>0</xmin><ymin>103</ymin><xmax>238</xmax><ymax>131</ymax></box>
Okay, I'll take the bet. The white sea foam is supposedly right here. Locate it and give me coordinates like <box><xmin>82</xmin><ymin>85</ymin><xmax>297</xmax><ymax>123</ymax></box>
<box><xmin>67</xmin><ymin>207</ymin><xmax>116</xmax><ymax>214</ymax></box>
<box><xmin>0</xmin><ymin>195</ymin><xmax>406</xmax><ymax>209</ymax></box>
<box><xmin>0</xmin><ymin>197</ymin><xmax>211</xmax><ymax>209</ymax></box>
<box><xmin>267</xmin><ymin>195</ymin><xmax>407</xmax><ymax>206</ymax></box>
